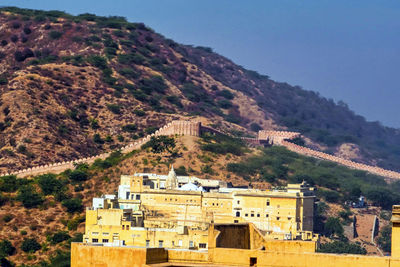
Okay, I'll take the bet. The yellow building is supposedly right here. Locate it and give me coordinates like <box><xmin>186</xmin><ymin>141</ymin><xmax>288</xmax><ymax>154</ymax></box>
<box><xmin>73</xmin><ymin>207</ymin><xmax>400</xmax><ymax>267</ymax></box>
<box><xmin>83</xmin><ymin>167</ymin><xmax>317</xmax><ymax>250</ymax></box>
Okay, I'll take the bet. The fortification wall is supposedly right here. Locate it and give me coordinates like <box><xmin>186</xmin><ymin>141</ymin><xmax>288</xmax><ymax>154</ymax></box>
<box><xmin>281</xmin><ymin>140</ymin><xmax>400</xmax><ymax>179</ymax></box>
<box><xmin>1</xmin><ymin>120</ymin><xmax>203</xmax><ymax>178</ymax></box>
<box><xmin>3</xmin><ymin>121</ymin><xmax>400</xmax><ymax>181</ymax></box>
<box><xmin>258</xmin><ymin>130</ymin><xmax>301</xmax><ymax>145</ymax></box>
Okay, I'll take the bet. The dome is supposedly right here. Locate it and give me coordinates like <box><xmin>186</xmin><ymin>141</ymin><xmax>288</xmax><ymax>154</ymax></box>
<box><xmin>179</xmin><ymin>182</ymin><xmax>204</xmax><ymax>192</ymax></box>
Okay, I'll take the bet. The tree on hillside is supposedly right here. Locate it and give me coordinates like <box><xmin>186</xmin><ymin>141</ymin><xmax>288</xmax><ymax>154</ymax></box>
<box><xmin>16</xmin><ymin>185</ymin><xmax>43</xmax><ymax>208</ymax></box>
<box><xmin>324</xmin><ymin>217</ymin><xmax>344</xmax><ymax>237</ymax></box>
<box><xmin>142</xmin><ymin>136</ymin><xmax>176</xmax><ymax>154</ymax></box>
<box><xmin>37</xmin><ymin>174</ymin><xmax>63</xmax><ymax>195</ymax></box>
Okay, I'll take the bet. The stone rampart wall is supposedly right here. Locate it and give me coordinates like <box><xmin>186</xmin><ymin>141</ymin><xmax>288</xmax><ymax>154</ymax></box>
<box><xmin>281</xmin><ymin>140</ymin><xmax>400</xmax><ymax>179</ymax></box>
<box><xmin>3</xmin><ymin>122</ymin><xmax>400</xmax><ymax>181</ymax></box>
<box><xmin>258</xmin><ymin>130</ymin><xmax>301</xmax><ymax>145</ymax></box>
<box><xmin>1</xmin><ymin>120</ymin><xmax>203</xmax><ymax>178</ymax></box>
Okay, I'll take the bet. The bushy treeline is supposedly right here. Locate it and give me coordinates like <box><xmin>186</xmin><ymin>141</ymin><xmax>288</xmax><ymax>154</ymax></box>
<box><xmin>200</xmin><ymin>132</ymin><xmax>247</xmax><ymax>156</ymax></box>
<box><xmin>227</xmin><ymin>146</ymin><xmax>400</xmax><ymax>210</ymax></box>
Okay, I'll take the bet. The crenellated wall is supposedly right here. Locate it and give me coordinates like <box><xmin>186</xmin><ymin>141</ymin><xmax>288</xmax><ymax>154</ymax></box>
<box><xmin>3</xmin><ymin>121</ymin><xmax>400</xmax><ymax>181</ymax></box>
<box><xmin>0</xmin><ymin>120</ymin><xmax>203</xmax><ymax>178</ymax></box>
<box><xmin>258</xmin><ymin>130</ymin><xmax>301</xmax><ymax>145</ymax></box>
<box><xmin>280</xmin><ymin>140</ymin><xmax>400</xmax><ymax>179</ymax></box>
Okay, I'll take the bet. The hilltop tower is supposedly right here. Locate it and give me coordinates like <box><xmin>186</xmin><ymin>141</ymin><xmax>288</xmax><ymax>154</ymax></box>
<box><xmin>165</xmin><ymin>165</ymin><xmax>178</xmax><ymax>189</ymax></box>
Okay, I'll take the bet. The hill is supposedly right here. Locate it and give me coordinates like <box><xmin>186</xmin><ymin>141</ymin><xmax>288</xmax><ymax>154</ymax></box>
<box><xmin>0</xmin><ymin>7</ymin><xmax>399</xmax><ymax>174</ymax></box>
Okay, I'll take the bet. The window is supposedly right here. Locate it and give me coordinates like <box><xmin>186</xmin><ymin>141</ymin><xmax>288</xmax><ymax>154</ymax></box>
<box><xmin>189</xmin><ymin>241</ymin><xmax>194</xmax><ymax>248</ymax></box>
<box><xmin>178</xmin><ymin>240</ymin><xmax>182</xmax><ymax>246</ymax></box>
<box><xmin>288</xmin><ymin>217</ymin><xmax>292</xmax><ymax>220</ymax></box>
<box><xmin>92</xmin><ymin>238</ymin><xmax>98</xmax><ymax>243</ymax></box>
<box><xmin>126</xmin><ymin>225</ymin><xmax>130</xmax><ymax>230</ymax></box>
<box><xmin>146</xmin><ymin>240</ymin><xmax>150</xmax><ymax>247</ymax></box>
<box><xmin>172</xmin><ymin>241</ymin><xmax>175</xmax><ymax>246</ymax></box>
<box><xmin>236</xmin><ymin>211</ymin><xmax>240</xmax><ymax>217</ymax></box>
<box><xmin>257</xmin><ymin>214</ymin><xmax>260</xmax><ymax>217</ymax></box>
<box><xmin>266</xmin><ymin>199</ymin><xmax>270</xmax><ymax>206</ymax></box>
<box><xmin>250</xmin><ymin>257</ymin><xmax>257</xmax><ymax>266</ymax></box>
<box><xmin>266</xmin><ymin>214</ymin><xmax>269</xmax><ymax>218</ymax></box>
<box><xmin>277</xmin><ymin>217</ymin><xmax>280</xmax><ymax>221</ymax></box>
<box><xmin>237</xmin><ymin>200</ymin><xmax>240</xmax><ymax>204</ymax></box>
<box><xmin>199</xmin><ymin>243</ymin><xmax>207</xmax><ymax>248</ymax></box>
<box><xmin>159</xmin><ymin>240</ymin><xmax>164</xmax><ymax>248</ymax></box>
<box><xmin>234</xmin><ymin>220</ymin><xmax>239</xmax><ymax>223</ymax></box>
<box><xmin>131</xmin><ymin>194</ymin><xmax>134</xmax><ymax>200</ymax></box>
<box><xmin>102</xmin><ymin>239</ymin><xmax>109</xmax><ymax>243</ymax></box>
<box><xmin>126</xmin><ymin>192</ymin><xmax>130</xmax><ymax>199</ymax></box>
<box><xmin>122</xmin><ymin>225</ymin><xmax>125</xmax><ymax>230</ymax></box>
<box><xmin>136</xmin><ymin>194</ymin><xmax>141</xmax><ymax>200</ymax></box>
<box><xmin>251</xmin><ymin>213</ymin><xmax>254</xmax><ymax>217</ymax></box>
<box><xmin>245</xmin><ymin>213</ymin><xmax>248</xmax><ymax>217</ymax></box>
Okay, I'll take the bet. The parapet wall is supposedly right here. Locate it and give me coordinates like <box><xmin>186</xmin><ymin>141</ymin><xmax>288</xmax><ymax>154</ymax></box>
<box><xmin>3</xmin><ymin>121</ymin><xmax>400</xmax><ymax>181</ymax></box>
<box><xmin>1</xmin><ymin>120</ymin><xmax>203</xmax><ymax>178</ymax></box>
<box><xmin>258</xmin><ymin>130</ymin><xmax>301</xmax><ymax>145</ymax></box>
<box><xmin>281</xmin><ymin>140</ymin><xmax>400</xmax><ymax>179</ymax></box>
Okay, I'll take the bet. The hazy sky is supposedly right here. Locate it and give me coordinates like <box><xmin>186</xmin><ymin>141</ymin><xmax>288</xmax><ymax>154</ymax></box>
<box><xmin>3</xmin><ymin>0</ymin><xmax>400</xmax><ymax>128</ymax></box>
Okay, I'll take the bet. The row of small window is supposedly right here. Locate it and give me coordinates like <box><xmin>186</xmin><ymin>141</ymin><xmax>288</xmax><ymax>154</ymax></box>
<box><xmin>235</xmin><ymin>211</ymin><xmax>265</xmax><ymax>218</ymax></box>
<box><xmin>164</xmin><ymin>198</ymin><xmax>197</xmax><ymax>203</ymax></box>
<box><xmin>122</xmin><ymin>225</ymin><xmax>130</xmax><ymax>230</ymax></box>
<box><xmin>92</xmin><ymin>239</ymin><xmax>108</xmax><ymax>243</ymax></box>
<box><xmin>236</xmin><ymin>200</ymin><xmax>271</xmax><ymax>206</ymax></box>
<box><xmin>235</xmin><ymin>212</ymin><xmax>292</xmax><ymax>221</ymax></box>
<box><xmin>204</xmin><ymin>202</ymin><xmax>224</xmax><ymax>207</ymax></box>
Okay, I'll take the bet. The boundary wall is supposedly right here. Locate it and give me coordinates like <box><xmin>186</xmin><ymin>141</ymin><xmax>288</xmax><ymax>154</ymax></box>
<box><xmin>70</xmin><ymin>243</ymin><xmax>400</xmax><ymax>267</ymax></box>
<box><xmin>2</xmin><ymin>122</ymin><xmax>400</xmax><ymax>180</ymax></box>
<box><xmin>0</xmin><ymin>121</ymin><xmax>202</xmax><ymax>178</ymax></box>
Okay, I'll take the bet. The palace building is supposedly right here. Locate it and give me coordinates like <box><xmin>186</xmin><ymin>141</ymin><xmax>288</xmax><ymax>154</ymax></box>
<box><xmin>83</xmin><ymin>167</ymin><xmax>318</xmax><ymax>250</ymax></box>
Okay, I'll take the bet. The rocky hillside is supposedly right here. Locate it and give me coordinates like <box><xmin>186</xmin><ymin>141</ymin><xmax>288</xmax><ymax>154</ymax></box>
<box><xmin>0</xmin><ymin>7</ymin><xmax>399</xmax><ymax>174</ymax></box>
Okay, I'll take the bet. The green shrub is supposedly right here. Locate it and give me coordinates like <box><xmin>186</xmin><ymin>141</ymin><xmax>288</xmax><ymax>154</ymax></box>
<box><xmin>93</xmin><ymin>133</ymin><xmax>104</xmax><ymax>144</ymax></box>
<box><xmin>68</xmin><ymin>169</ymin><xmax>88</xmax><ymax>182</ymax></box>
<box><xmin>67</xmin><ymin>216</ymin><xmax>85</xmax><ymax>231</ymax></box>
<box><xmin>216</xmin><ymin>89</ymin><xmax>234</xmax><ymax>100</ymax></box>
<box><xmin>166</xmin><ymin>95</ymin><xmax>183</xmax><ymax>108</ymax></box>
<box><xmin>0</xmin><ymin>239</ymin><xmax>15</xmax><ymax>257</ymax></box>
<box><xmin>117</xmin><ymin>53</ymin><xmax>145</xmax><ymax>65</ymax></box>
<box><xmin>217</xmin><ymin>99</ymin><xmax>232</xmax><ymax>109</ymax></box>
<box><xmin>62</xmin><ymin>198</ymin><xmax>83</xmax><ymax>213</ymax></box>
<box><xmin>107</xmin><ymin>104</ymin><xmax>122</xmax><ymax>114</ymax></box>
<box><xmin>0</xmin><ymin>175</ymin><xmax>18</xmax><ymax>192</ymax></box>
<box><xmin>377</xmin><ymin>225</ymin><xmax>391</xmax><ymax>252</ymax></box>
<box><xmin>51</xmin><ymin>231</ymin><xmax>70</xmax><ymax>244</ymax></box>
<box><xmin>17</xmin><ymin>185</ymin><xmax>44</xmax><ymax>208</ymax></box>
<box><xmin>48</xmin><ymin>30</ymin><xmax>63</xmax><ymax>39</ymax></box>
<box><xmin>175</xmin><ymin>166</ymin><xmax>188</xmax><ymax>176</ymax></box>
<box><xmin>37</xmin><ymin>174</ymin><xmax>63</xmax><ymax>195</ymax></box>
<box><xmin>134</xmin><ymin>109</ymin><xmax>146</xmax><ymax>116</ymax></box>
<box><xmin>20</xmin><ymin>238</ymin><xmax>41</xmax><ymax>253</ymax></box>
<box><xmin>122</xmin><ymin>124</ymin><xmax>137</xmax><ymax>132</ymax></box>
<box><xmin>2</xmin><ymin>214</ymin><xmax>13</xmax><ymax>223</ymax></box>
<box><xmin>139</xmin><ymin>75</ymin><xmax>167</xmax><ymax>94</ymax></box>
<box><xmin>318</xmin><ymin>240</ymin><xmax>366</xmax><ymax>255</ymax></box>
<box><xmin>87</xmin><ymin>55</ymin><xmax>108</xmax><ymax>69</ymax></box>
<box><xmin>142</xmin><ymin>136</ymin><xmax>176</xmax><ymax>153</ymax></box>
<box><xmin>119</xmin><ymin>67</ymin><xmax>139</xmax><ymax>79</ymax></box>
<box><xmin>200</xmin><ymin>133</ymin><xmax>245</xmax><ymax>156</ymax></box>
<box><xmin>324</xmin><ymin>217</ymin><xmax>344</xmax><ymax>237</ymax></box>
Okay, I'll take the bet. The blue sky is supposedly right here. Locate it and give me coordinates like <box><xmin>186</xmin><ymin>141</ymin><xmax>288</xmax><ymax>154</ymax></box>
<box><xmin>2</xmin><ymin>0</ymin><xmax>400</xmax><ymax>127</ymax></box>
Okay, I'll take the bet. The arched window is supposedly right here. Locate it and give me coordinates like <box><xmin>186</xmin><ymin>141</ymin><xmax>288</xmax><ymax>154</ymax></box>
<box><xmin>236</xmin><ymin>211</ymin><xmax>240</xmax><ymax>217</ymax></box>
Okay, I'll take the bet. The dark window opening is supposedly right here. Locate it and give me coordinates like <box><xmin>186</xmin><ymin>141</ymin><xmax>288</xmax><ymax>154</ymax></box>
<box><xmin>250</xmin><ymin>257</ymin><xmax>257</xmax><ymax>266</ymax></box>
